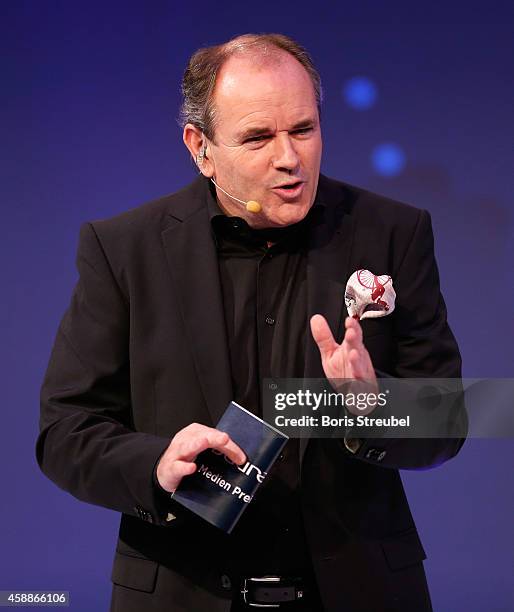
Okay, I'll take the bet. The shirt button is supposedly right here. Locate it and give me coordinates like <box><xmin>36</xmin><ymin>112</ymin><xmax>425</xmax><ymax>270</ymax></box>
<box><xmin>220</xmin><ymin>574</ymin><xmax>232</xmax><ymax>590</ymax></box>
<box><xmin>265</xmin><ymin>315</ymin><xmax>275</xmax><ymax>325</ymax></box>
<box><xmin>278</xmin><ymin>453</ymin><xmax>285</xmax><ymax>461</ymax></box>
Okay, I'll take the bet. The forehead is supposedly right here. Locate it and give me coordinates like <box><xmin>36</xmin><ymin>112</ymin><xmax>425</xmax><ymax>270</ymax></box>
<box><xmin>212</xmin><ymin>52</ymin><xmax>318</xmax><ymax>135</ymax></box>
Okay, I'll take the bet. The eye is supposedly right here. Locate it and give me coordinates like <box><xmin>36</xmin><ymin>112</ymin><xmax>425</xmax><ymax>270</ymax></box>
<box><xmin>292</xmin><ymin>127</ymin><xmax>313</xmax><ymax>135</ymax></box>
<box><xmin>245</xmin><ymin>135</ymin><xmax>271</xmax><ymax>143</ymax></box>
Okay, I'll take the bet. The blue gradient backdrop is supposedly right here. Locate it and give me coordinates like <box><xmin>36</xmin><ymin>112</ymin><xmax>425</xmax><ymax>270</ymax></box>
<box><xmin>2</xmin><ymin>2</ymin><xmax>513</xmax><ymax>610</ymax></box>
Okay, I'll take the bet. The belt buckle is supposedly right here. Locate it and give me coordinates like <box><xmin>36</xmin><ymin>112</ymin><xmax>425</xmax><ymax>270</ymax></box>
<box><xmin>241</xmin><ymin>576</ymin><xmax>281</xmax><ymax>608</ymax></box>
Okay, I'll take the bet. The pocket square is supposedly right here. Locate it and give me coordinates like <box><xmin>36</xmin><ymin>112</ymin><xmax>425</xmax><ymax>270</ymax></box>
<box><xmin>345</xmin><ymin>269</ymin><xmax>396</xmax><ymax>320</ymax></box>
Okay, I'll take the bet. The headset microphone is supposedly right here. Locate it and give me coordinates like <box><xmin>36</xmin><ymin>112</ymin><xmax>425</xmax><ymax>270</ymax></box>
<box><xmin>210</xmin><ymin>178</ymin><xmax>262</xmax><ymax>213</ymax></box>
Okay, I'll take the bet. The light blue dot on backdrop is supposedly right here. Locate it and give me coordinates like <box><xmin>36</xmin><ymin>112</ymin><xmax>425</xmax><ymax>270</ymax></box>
<box><xmin>343</xmin><ymin>77</ymin><xmax>378</xmax><ymax>109</ymax></box>
<box><xmin>371</xmin><ymin>143</ymin><xmax>406</xmax><ymax>177</ymax></box>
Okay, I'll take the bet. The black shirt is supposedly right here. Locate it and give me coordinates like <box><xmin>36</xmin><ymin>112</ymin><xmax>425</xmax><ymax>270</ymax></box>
<box><xmin>207</xmin><ymin>180</ymin><xmax>319</xmax><ymax>576</ymax></box>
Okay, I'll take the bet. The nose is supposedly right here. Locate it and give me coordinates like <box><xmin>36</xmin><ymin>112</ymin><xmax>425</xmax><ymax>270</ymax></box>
<box><xmin>271</xmin><ymin>132</ymin><xmax>300</xmax><ymax>173</ymax></box>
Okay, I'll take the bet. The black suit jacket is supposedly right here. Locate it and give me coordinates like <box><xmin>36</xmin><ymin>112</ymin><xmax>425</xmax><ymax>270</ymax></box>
<box><xmin>37</xmin><ymin>174</ymin><xmax>465</xmax><ymax>612</ymax></box>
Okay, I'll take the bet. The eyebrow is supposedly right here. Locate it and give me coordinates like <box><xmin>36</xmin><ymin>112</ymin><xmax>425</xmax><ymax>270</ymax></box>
<box><xmin>237</xmin><ymin>118</ymin><xmax>317</xmax><ymax>141</ymax></box>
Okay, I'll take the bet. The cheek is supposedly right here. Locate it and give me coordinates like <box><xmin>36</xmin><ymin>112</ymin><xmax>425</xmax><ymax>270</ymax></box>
<box><xmin>229</xmin><ymin>154</ymin><xmax>267</xmax><ymax>184</ymax></box>
<box><xmin>215</xmin><ymin>147</ymin><xmax>250</xmax><ymax>176</ymax></box>
<box><xmin>305</xmin><ymin>138</ymin><xmax>322</xmax><ymax>164</ymax></box>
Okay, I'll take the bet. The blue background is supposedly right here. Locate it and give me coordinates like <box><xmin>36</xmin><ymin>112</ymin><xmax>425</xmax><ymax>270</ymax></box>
<box><xmin>1</xmin><ymin>1</ymin><xmax>513</xmax><ymax>610</ymax></box>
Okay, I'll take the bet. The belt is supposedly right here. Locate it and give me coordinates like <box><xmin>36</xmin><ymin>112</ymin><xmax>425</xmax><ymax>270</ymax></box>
<box><xmin>240</xmin><ymin>576</ymin><xmax>306</xmax><ymax>608</ymax></box>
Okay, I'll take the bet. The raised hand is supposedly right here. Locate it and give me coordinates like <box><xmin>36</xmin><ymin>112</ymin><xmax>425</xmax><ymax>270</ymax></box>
<box><xmin>310</xmin><ymin>314</ymin><xmax>377</xmax><ymax>387</ymax></box>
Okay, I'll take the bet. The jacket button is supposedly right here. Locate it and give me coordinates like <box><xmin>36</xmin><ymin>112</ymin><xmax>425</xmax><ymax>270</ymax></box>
<box><xmin>134</xmin><ymin>505</ymin><xmax>154</xmax><ymax>523</ymax></box>
<box><xmin>221</xmin><ymin>574</ymin><xmax>232</xmax><ymax>590</ymax></box>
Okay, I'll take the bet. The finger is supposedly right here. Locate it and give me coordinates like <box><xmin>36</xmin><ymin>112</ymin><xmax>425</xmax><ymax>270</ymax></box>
<box><xmin>215</xmin><ymin>434</ymin><xmax>247</xmax><ymax>466</ymax></box>
<box><xmin>192</xmin><ymin>426</ymin><xmax>246</xmax><ymax>464</ymax></box>
<box><xmin>344</xmin><ymin>317</ymin><xmax>363</xmax><ymax>345</ymax></box>
<box><xmin>172</xmin><ymin>460</ymin><xmax>197</xmax><ymax>480</ymax></box>
<box><xmin>179</xmin><ymin>435</ymin><xmax>211</xmax><ymax>462</ymax></box>
<box><xmin>310</xmin><ymin>314</ymin><xmax>338</xmax><ymax>355</ymax></box>
<box><xmin>181</xmin><ymin>431</ymin><xmax>246</xmax><ymax>466</ymax></box>
<box><xmin>349</xmin><ymin>347</ymin><xmax>375</xmax><ymax>381</ymax></box>
<box><xmin>174</xmin><ymin>426</ymin><xmax>226</xmax><ymax>459</ymax></box>
<box><xmin>160</xmin><ymin>460</ymin><xmax>197</xmax><ymax>493</ymax></box>
<box><xmin>348</xmin><ymin>347</ymin><xmax>365</xmax><ymax>379</ymax></box>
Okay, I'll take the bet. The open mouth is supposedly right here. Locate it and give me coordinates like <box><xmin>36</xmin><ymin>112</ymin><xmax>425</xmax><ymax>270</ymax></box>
<box><xmin>280</xmin><ymin>182</ymin><xmax>302</xmax><ymax>189</ymax></box>
<box><xmin>272</xmin><ymin>182</ymin><xmax>305</xmax><ymax>200</ymax></box>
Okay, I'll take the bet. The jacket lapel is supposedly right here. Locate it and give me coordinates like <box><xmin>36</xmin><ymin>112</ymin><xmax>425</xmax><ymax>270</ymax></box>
<box><xmin>161</xmin><ymin>177</ymin><xmax>233</xmax><ymax>426</ymax></box>
<box><xmin>300</xmin><ymin>176</ymin><xmax>357</xmax><ymax>463</ymax></box>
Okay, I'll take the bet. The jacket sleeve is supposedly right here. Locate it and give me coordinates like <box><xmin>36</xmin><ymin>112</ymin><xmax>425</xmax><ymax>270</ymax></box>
<box><xmin>36</xmin><ymin>222</ymin><xmax>183</xmax><ymax>526</ymax></box>
<box><xmin>343</xmin><ymin>209</ymin><xmax>467</xmax><ymax>469</ymax></box>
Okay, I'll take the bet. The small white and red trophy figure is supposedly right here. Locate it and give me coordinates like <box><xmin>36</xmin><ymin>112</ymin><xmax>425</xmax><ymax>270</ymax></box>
<box><xmin>345</xmin><ymin>269</ymin><xmax>396</xmax><ymax>320</ymax></box>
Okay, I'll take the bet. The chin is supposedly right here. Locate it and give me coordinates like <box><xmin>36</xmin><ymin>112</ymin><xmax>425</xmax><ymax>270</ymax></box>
<box><xmin>274</xmin><ymin>203</ymin><xmax>311</xmax><ymax>226</ymax></box>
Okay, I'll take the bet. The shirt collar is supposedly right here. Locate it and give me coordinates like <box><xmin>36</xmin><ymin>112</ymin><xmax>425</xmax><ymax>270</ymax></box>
<box><xmin>205</xmin><ymin>175</ymin><xmax>326</xmax><ymax>245</ymax></box>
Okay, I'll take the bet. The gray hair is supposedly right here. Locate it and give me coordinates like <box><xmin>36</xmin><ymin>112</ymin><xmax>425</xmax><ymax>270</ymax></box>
<box><xmin>179</xmin><ymin>33</ymin><xmax>323</xmax><ymax>142</ymax></box>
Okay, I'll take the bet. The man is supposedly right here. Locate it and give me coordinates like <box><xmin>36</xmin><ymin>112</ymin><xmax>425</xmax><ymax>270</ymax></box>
<box><xmin>37</xmin><ymin>34</ymin><xmax>465</xmax><ymax>611</ymax></box>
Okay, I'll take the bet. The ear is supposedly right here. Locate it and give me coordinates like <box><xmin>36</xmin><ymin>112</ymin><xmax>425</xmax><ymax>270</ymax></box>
<box><xmin>183</xmin><ymin>124</ymin><xmax>214</xmax><ymax>177</ymax></box>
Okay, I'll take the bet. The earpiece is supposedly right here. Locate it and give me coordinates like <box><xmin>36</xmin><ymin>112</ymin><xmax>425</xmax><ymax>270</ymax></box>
<box><xmin>196</xmin><ymin>143</ymin><xmax>208</xmax><ymax>166</ymax></box>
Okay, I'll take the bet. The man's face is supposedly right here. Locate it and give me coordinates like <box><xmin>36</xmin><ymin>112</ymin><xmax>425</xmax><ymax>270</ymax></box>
<box><xmin>204</xmin><ymin>52</ymin><xmax>322</xmax><ymax>228</ymax></box>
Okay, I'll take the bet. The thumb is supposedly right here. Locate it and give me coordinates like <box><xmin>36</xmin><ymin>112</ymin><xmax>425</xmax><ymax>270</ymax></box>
<box><xmin>310</xmin><ymin>314</ymin><xmax>338</xmax><ymax>356</ymax></box>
